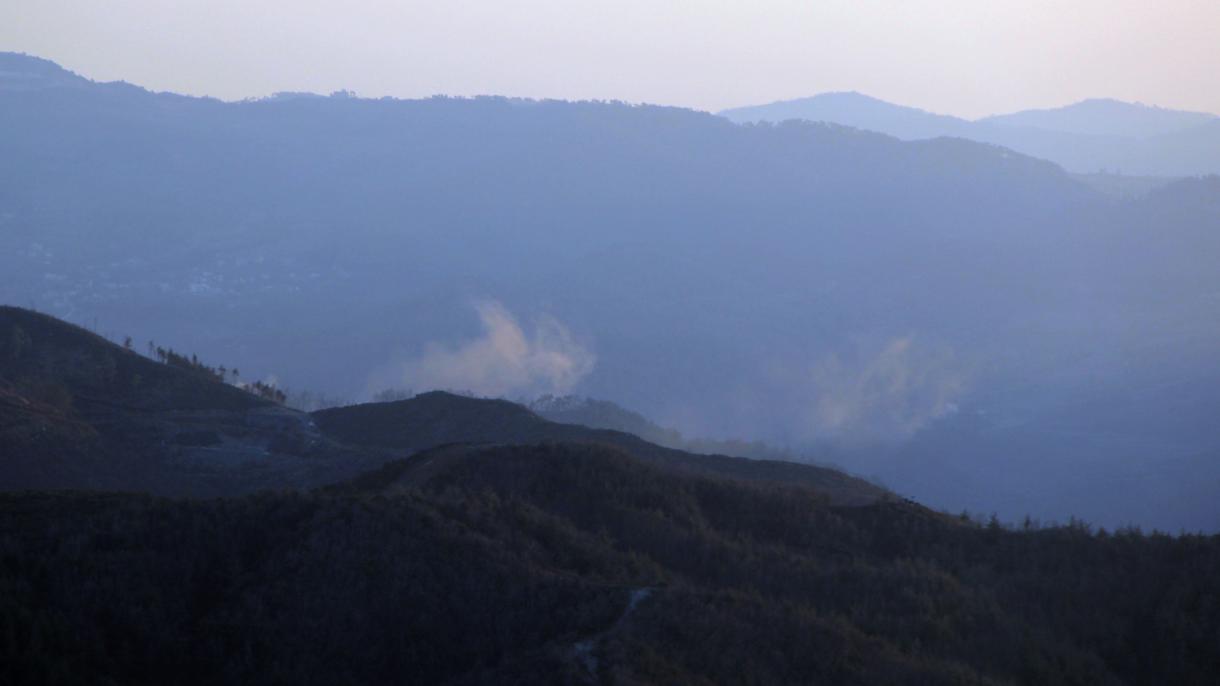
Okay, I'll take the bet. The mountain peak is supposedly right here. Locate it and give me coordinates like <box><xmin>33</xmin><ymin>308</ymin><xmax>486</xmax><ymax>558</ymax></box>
<box><xmin>719</xmin><ymin>91</ymin><xmax>972</xmax><ymax>139</ymax></box>
<box><xmin>807</xmin><ymin>90</ymin><xmax>893</xmax><ymax>104</ymax></box>
<box><xmin>722</xmin><ymin>90</ymin><xmax>950</xmax><ymax>117</ymax></box>
<box><xmin>982</xmin><ymin>98</ymin><xmax>1217</xmax><ymax>138</ymax></box>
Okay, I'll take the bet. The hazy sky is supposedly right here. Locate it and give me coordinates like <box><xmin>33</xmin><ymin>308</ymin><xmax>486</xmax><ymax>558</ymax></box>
<box><xmin>3</xmin><ymin>0</ymin><xmax>1218</xmax><ymax>118</ymax></box>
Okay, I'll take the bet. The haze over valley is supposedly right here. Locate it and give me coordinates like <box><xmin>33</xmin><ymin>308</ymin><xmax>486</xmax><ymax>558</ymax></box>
<box><xmin>4</xmin><ymin>52</ymin><xmax>1218</xmax><ymax>531</ymax></box>
<box><xmin>3</xmin><ymin>4</ymin><xmax>1220</xmax><ymax>679</ymax></box>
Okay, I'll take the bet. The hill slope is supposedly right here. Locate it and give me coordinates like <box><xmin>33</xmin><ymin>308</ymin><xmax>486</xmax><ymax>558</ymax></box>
<box><xmin>0</xmin><ymin>306</ymin><xmax>382</xmax><ymax>494</ymax></box>
<box><xmin>2</xmin><ymin>443</ymin><xmax>1218</xmax><ymax>684</ymax></box>
<box><xmin>313</xmin><ymin>392</ymin><xmax>886</xmax><ymax>505</ymax></box>
<box><xmin>1</xmin><ymin>307</ymin><xmax>883</xmax><ymax>505</ymax></box>
<box><xmin>0</xmin><ymin>51</ymin><xmax>91</xmax><ymax>91</ymax></box>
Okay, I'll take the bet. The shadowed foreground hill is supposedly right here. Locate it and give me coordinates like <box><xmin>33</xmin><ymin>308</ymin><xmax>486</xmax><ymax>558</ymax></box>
<box><xmin>0</xmin><ymin>306</ymin><xmax>265</xmax><ymax>413</ymax></box>
<box><xmin>0</xmin><ymin>306</ymin><xmax>385</xmax><ymax>494</ymax></box>
<box><xmin>312</xmin><ymin>392</ymin><xmax>885</xmax><ymax>505</ymax></box>
<box><xmin>2</xmin><ymin>307</ymin><xmax>1218</xmax><ymax>683</ymax></box>
<box><xmin>2</xmin><ymin>443</ymin><xmax>1218</xmax><ymax>684</ymax></box>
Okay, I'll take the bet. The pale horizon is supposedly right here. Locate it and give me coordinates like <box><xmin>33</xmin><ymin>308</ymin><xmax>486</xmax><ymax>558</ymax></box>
<box><xmin>8</xmin><ymin>47</ymin><xmax>1218</xmax><ymax>122</ymax></box>
<box><xmin>3</xmin><ymin>0</ymin><xmax>1219</xmax><ymax>119</ymax></box>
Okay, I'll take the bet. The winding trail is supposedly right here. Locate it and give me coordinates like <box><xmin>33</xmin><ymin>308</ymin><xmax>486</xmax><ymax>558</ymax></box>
<box><xmin>572</xmin><ymin>587</ymin><xmax>656</xmax><ymax>677</ymax></box>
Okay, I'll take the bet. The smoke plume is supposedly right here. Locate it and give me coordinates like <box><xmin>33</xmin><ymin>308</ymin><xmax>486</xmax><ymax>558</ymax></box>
<box><xmin>805</xmin><ymin>336</ymin><xmax>967</xmax><ymax>442</ymax></box>
<box><xmin>398</xmin><ymin>301</ymin><xmax>594</xmax><ymax>398</ymax></box>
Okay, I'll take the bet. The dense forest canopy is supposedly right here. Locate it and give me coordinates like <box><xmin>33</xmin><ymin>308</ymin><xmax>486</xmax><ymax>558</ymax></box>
<box><xmin>6</xmin><ymin>306</ymin><xmax>1214</xmax><ymax>683</ymax></box>
<box><xmin>3</xmin><ymin>444</ymin><xmax>1219</xmax><ymax>684</ymax></box>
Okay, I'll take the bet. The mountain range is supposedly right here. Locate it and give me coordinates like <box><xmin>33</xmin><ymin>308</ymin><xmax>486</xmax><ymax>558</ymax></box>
<box><xmin>3</xmin><ymin>305</ymin><xmax>1219</xmax><ymax>684</ymax></box>
<box><xmin>720</xmin><ymin>92</ymin><xmax>1220</xmax><ymax>177</ymax></box>
<box><xmin>2</xmin><ymin>52</ymin><xmax>1220</xmax><ymax>532</ymax></box>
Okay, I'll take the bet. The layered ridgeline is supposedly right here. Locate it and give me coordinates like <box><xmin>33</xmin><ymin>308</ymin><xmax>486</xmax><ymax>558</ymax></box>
<box><xmin>1</xmin><ymin>311</ymin><xmax>1219</xmax><ymax>684</ymax></box>
<box><xmin>720</xmin><ymin>92</ymin><xmax>1220</xmax><ymax>177</ymax></box>
<box><xmin>4</xmin><ymin>53</ymin><xmax>1220</xmax><ymax>531</ymax></box>
<box><xmin>0</xmin><ymin>306</ymin><xmax>879</xmax><ymax>503</ymax></box>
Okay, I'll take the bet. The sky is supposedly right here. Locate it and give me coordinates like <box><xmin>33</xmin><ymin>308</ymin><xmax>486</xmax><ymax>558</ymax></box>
<box><xmin>3</xmin><ymin>0</ymin><xmax>1219</xmax><ymax>118</ymax></box>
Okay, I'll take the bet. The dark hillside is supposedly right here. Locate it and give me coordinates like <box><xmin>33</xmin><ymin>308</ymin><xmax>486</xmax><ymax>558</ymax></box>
<box><xmin>3</xmin><ymin>443</ymin><xmax>1217</xmax><ymax>684</ymax></box>
<box><xmin>0</xmin><ymin>306</ymin><xmax>267</xmax><ymax>412</ymax></box>
<box><xmin>1</xmin><ymin>308</ymin><xmax>881</xmax><ymax>504</ymax></box>
<box><xmin>313</xmin><ymin>391</ymin><xmax>558</xmax><ymax>450</ymax></box>
<box><xmin>0</xmin><ymin>306</ymin><xmax>380</xmax><ymax>494</ymax></box>
<box><xmin>313</xmin><ymin>392</ymin><xmax>886</xmax><ymax>505</ymax></box>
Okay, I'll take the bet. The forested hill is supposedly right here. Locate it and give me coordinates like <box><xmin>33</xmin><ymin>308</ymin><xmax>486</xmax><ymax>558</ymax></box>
<box><xmin>0</xmin><ymin>306</ymin><xmax>882</xmax><ymax>504</ymax></box>
<box><xmin>0</xmin><ymin>305</ymin><xmax>382</xmax><ymax>494</ymax></box>
<box><xmin>313</xmin><ymin>392</ymin><xmax>885</xmax><ymax>504</ymax></box>
<box><xmin>2</xmin><ymin>308</ymin><xmax>1218</xmax><ymax>683</ymax></box>
<box><xmin>0</xmin><ymin>306</ymin><xmax>267</xmax><ymax>413</ymax></box>
<box><xmin>3</xmin><ymin>443</ymin><xmax>1219</xmax><ymax>684</ymax></box>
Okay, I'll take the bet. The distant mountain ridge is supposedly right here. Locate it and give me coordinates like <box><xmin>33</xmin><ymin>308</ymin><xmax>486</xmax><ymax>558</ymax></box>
<box><xmin>719</xmin><ymin>91</ymin><xmax>976</xmax><ymax>140</ymax></box>
<box><xmin>0</xmin><ymin>51</ymin><xmax>150</xmax><ymax>96</ymax></box>
<box><xmin>720</xmin><ymin>92</ymin><xmax>1220</xmax><ymax>175</ymax></box>
<box><xmin>981</xmin><ymin>97</ymin><xmax>1218</xmax><ymax>138</ymax></box>
<box><xmin>3</xmin><ymin>52</ymin><xmax>1220</xmax><ymax>532</ymax></box>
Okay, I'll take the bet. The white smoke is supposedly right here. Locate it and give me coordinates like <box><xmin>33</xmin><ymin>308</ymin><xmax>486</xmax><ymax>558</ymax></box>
<box><xmin>805</xmin><ymin>336</ymin><xmax>967</xmax><ymax>442</ymax></box>
<box><xmin>398</xmin><ymin>301</ymin><xmax>595</xmax><ymax>398</ymax></box>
